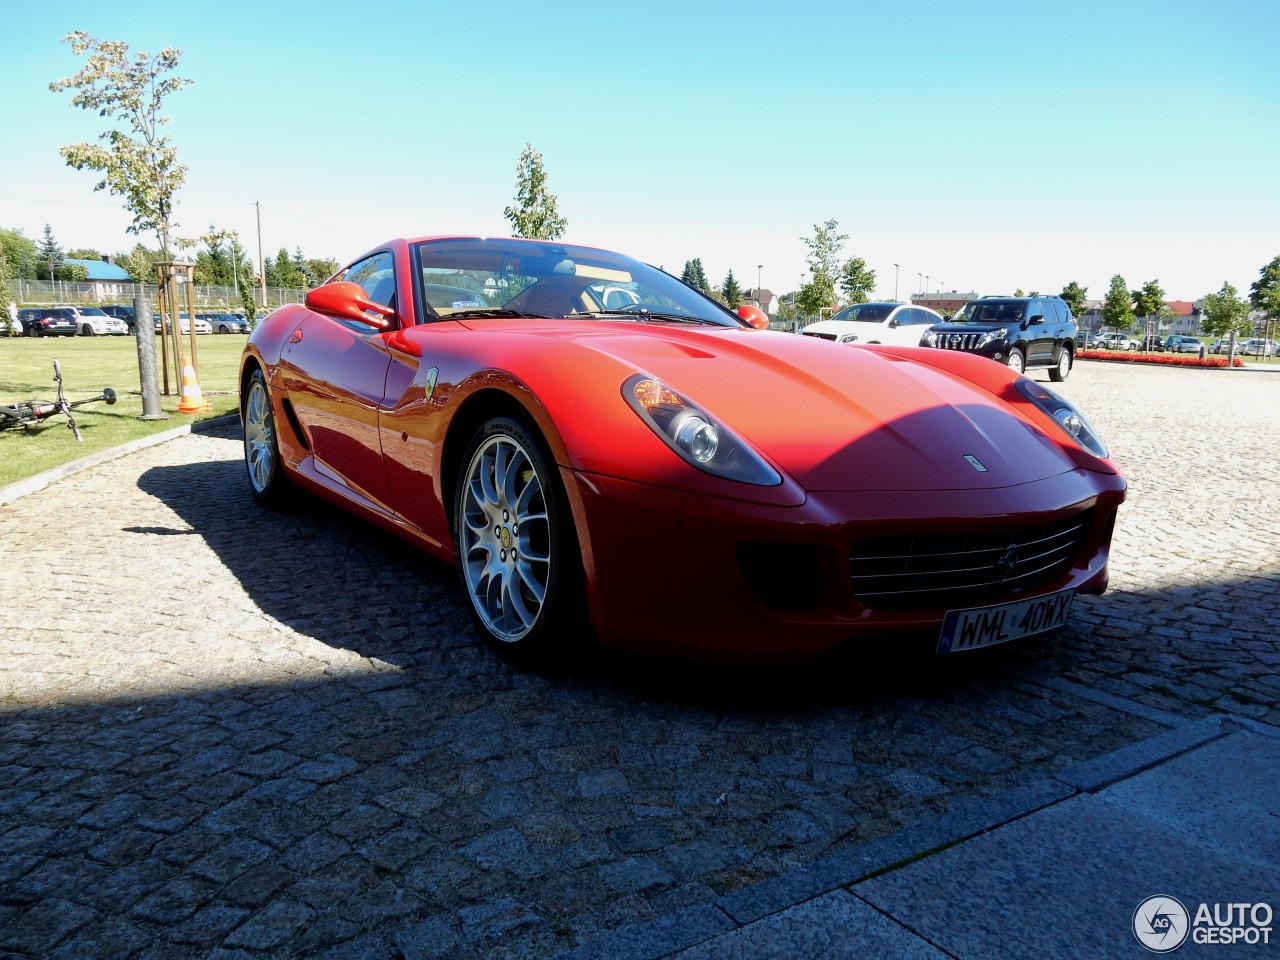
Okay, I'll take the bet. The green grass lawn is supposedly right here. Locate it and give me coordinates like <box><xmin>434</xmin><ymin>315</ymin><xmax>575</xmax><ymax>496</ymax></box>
<box><xmin>0</xmin><ymin>334</ymin><xmax>245</xmax><ymax>488</ymax></box>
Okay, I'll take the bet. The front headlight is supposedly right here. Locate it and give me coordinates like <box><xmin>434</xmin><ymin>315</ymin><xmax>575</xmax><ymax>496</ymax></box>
<box><xmin>977</xmin><ymin>329</ymin><xmax>1006</xmax><ymax>348</ymax></box>
<box><xmin>920</xmin><ymin>329</ymin><xmax>939</xmax><ymax>347</ymax></box>
<box><xmin>840</xmin><ymin>334</ymin><xmax>859</xmax><ymax>343</ymax></box>
<box><xmin>1015</xmin><ymin>378</ymin><xmax>1109</xmax><ymax>458</ymax></box>
<box><xmin>624</xmin><ymin>375</ymin><xmax>781</xmax><ymax>485</ymax></box>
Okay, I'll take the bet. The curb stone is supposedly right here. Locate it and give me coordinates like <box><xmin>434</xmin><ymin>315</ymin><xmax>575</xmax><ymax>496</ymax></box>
<box><xmin>0</xmin><ymin>413</ymin><xmax>240</xmax><ymax>507</ymax></box>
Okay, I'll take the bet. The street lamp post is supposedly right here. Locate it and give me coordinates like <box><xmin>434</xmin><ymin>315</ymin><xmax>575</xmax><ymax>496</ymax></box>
<box><xmin>925</xmin><ymin>275</ymin><xmax>930</xmax><ymax>297</ymax></box>
<box><xmin>894</xmin><ymin>263</ymin><xmax>899</xmax><ymax>301</ymax></box>
<box><xmin>757</xmin><ymin>264</ymin><xmax>763</xmax><ymax>302</ymax></box>
<box><xmin>917</xmin><ymin>273</ymin><xmax>922</xmax><ymax>300</ymax></box>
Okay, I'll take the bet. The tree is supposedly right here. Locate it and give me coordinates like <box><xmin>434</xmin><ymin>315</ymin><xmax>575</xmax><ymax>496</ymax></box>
<box><xmin>115</xmin><ymin>242</ymin><xmax>161</xmax><ymax>283</ymax></box>
<box><xmin>1132</xmin><ymin>279</ymin><xmax>1171</xmax><ymax>335</ymax></box>
<box><xmin>838</xmin><ymin>257</ymin><xmax>876</xmax><ymax>305</ymax></box>
<box><xmin>721</xmin><ymin>269</ymin><xmax>743</xmax><ymax>308</ymax></box>
<box><xmin>1249</xmin><ymin>254</ymin><xmax>1280</xmax><ymax>321</ymax></box>
<box><xmin>37</xmin><ymin>224</ymin><xmax>64</xmax><ymax>281</ymax></box>
<box><xmin>680</xmin><ymin>259</ymin><xmax>710</xmax><ymax>294</ymax></box>
<box><xmin>0</xmin><ymin>228</ymin><xmax>37</xmax><ymax>278</ymax></box>
<box><xmin>66</xmin><ymin>247</ymin><xmax>105</xmax><ymax>261</ymax></box>
<box><xmin>797</xmin><ymin>219</ymin><xmax>847</xmax><ymax>317</ymax></box>
<box><xmin>0</xmin><ymin>256</ymin><xmax>17</xmax><ymax>336</ymax></box>
<box><xmin>1200</xmin><ymin>282</ymin><xmax>1251</xmax><ymax>339</ymax></box>
<box><xmin>1059</xmin><ymin>281</ymin><xmax>1088</xmax><ymax>319</ymax></box>
<box><xmin>50</xmin><ymin>32</ymin><xmax>193</xmax><ymax>259</ymax></box>
<box><xmin>1100</xmin><ymin>274</ymin><xmax>1134</xmax><ymax>332</ymax></box>
<box><xmin>502</xmin><ymin>143</ymin><xmax>567</xmax><ymax>240</ymax></box>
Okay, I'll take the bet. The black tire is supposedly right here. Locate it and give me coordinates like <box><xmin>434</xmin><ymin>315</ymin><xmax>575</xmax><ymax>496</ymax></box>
<box><xmin>1006</xmin><ymin>347</ymin><xmax>1026</xmax><ymax>375</ymax></box>
<box><xmin>453</xmin><ymin>416</ymin><xmax>586</xmax><ymax>663</ymax></box>
<box><xmin>242</xmin><ymin>368</ymin><xmax>287</xmax><ymax>505</ymax></box>
<box><xmin>1049</xmin><ymin>346</ymin><xmax>1072</xmax><ymax>382</ymax></box>
<box><xmin>81</xmin><ymin>324</ymin><xmax>95</xmax><ymax>336</ymax></box>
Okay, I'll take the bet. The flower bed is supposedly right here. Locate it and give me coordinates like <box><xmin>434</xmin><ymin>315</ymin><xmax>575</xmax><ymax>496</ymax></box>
<box><xmin>1077</xmin><ymin>350</ymin><xmax>1244</xmax><ymax>369</ymax></box>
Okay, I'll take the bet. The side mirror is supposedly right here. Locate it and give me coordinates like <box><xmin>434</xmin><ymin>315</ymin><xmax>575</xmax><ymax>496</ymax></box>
<box><xmin>1027</xmin><ymin>314</ymin><xmax>1045</xmax><ymax>325</ymax></box>
<box><xmin>305</xmin><ymin>281</ymin><xmax>395</xmax><ymax>329</ymax></box>
<box><xmin>737</xmin><ymin>304</ymin><xmax>769</xmax><ymax>330</ymax></box>
<box><xmin>888</xmin><ymin>317</ymin><xmax>899</xmax><ymax>328</ymax></box>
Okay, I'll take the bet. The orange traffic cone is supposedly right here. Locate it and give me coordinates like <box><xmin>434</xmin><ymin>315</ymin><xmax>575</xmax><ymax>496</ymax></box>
<box><xmin>177</xmin><ymin>359</ymin><xmax>209</xmax><ymax>414</ymax></box>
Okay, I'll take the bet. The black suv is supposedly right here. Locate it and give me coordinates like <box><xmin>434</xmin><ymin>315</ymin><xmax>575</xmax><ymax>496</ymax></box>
<box><xmin>920</xmin><ymin>295</ymin><xmax>1077</xmax><ymax>381</ymax></box>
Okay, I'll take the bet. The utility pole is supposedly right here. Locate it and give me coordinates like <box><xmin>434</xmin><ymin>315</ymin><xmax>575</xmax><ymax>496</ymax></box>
<box><xmin>256</xmin><ymin>200</ymin><xmax>266</xmax><ymax>307</ymax></box>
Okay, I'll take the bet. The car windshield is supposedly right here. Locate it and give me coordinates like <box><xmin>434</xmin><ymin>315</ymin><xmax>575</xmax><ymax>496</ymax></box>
<box><xmin>827</xmin><ymin>303</ymin><xmax>894</xmax><ymax>323</ymax></box>
<box><xmin>950</xmin><ymin>301</ymin><xmax>1026</xmax><ymax>324</ymax></box>
<box><xmin>80</xmin><ymin>307</ymin><xmax>107</xmax><ymax>316</ymax></box>
<box><xmin>413</xmin><ymin>238</ymin><xmax>739</xmax><ymax>326</ymax></box>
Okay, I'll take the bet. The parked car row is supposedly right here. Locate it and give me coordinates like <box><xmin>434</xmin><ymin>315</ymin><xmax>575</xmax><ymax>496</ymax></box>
<box><xmin>15</xmin><ymin>306</ymin><xmax>129</xmax><ymax>337</ymax></box>
<box><xmin>12</xmin><ymin>304</ymin><xmax>253</xmax><ymax>337</ymax></box>
<box><xmin>803</xmin><ymin>294</ymin><xmax>1079</xmax><ymax>381</ymax></box>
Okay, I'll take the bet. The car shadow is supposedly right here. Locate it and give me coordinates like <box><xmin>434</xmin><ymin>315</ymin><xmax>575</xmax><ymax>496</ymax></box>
<box><xmin>134</xmin><ymin>442</ymin><xmax>1065</xmax><ymax>716</ymax></box>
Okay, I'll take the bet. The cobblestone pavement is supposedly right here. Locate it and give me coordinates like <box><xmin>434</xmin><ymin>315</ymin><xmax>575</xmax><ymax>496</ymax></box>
<box><xmin>1</xmin><ymin>361</ymin><xmax>1277</xmax><ymax>959</ymax></box>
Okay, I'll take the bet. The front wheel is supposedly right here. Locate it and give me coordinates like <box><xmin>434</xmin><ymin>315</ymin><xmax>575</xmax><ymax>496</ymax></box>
<box><xmin>1006</xmin><ymin>347</ymin><xmax>1026</xmax><ymax>375</ymax></box>
<box><xmin>81</xmin><ymin>324</ymin><xmax>95</xmax><ymax>336</ymax></box>
<box><xmin>1049</xmin><ymin>346</ymin><xmax>1072</xmax><ymax>382</ymax></box>
<box><xmin>242</xmin><ymin>368</ymin><xmax>287</xmax><ymax>505</ymax></box>
<box><xmin>454</xmin><ymin>416</ymin><xmax>584</xmax><ymax>662</ymax></box>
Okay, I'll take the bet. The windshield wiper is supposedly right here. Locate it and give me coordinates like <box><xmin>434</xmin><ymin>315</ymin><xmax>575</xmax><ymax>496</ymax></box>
<box><xmin>577</xmin><ymin>309</ymin><xmax>720</xmax><ymax>325</ymax></box>
<box><xmin>442</xmin><ymin>308</ymin><xmax>535</xmax><ymax>319</ymax></box>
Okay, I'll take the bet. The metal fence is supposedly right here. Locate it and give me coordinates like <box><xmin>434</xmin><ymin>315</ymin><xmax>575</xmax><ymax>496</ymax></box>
<box><xmin>8</xmin><ymin>279</ymin><xmax>309</xmax><ymax>312</ymax></box>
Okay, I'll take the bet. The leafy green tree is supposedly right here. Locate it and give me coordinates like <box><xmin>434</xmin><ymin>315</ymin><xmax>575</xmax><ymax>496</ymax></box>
<box><xmin>721</xmin><ymin>269</ymin><xmax>743</xmax><ymax>308</ymax></box>
<box><xmin>1249</xmin><ymin>254</ymin><xmax>1280</xmax><ymax>321</ymax></box>
<box><xmin>0</xmin><ymin>228</ymin><xmax>37</xmax><ymax>278</ymax></box>
<box><xmin>502</xmin><ymin>143</ymin><xmax>567</xmax><ymax>240</ymax></box>
<box><xmin>115</xmin><ymin>242</ymin><xmax>161</xmax><ymax>282</ymax></box>
<box><xmin>0</xmin><ymin>256</ymin><xmax>17</xmax><ymax>335</ymax></box>
<box><xmin>1059</xmin><ymin>281</ymin><xmax>1088</xmax><ymax>319</ymax></box>
<box><xmin>37</xmin><ymin>224</ymin><xmax>64</xmax><ymax>280</ymax></box>
<box><xmin>1132</xmin><ymin>279</ymin><xmax>1166</xmax><ymax>321</ymax></box>
<box><xmin>1101</xmin><ymin>274</ymin><xmax>1134</xmax><ymax>332</ymax></box>
<box><xmin>797</xmin><ymin>219</ymin><xmax>847</xmax><ymax>317</ymax></box>
<box><xmin>838</xmin><ymin>256</ymin><xmax>876</xmax><ymax>305</ymax></box>
<box><xmin>1201</xmin><ymin>281</ymin><xmax>1251</xmax><ymax>339</ymax></box>
<box><xmin>50</xmin><ymin>32</ymin><xmax>193</xmax><ymax>259</ymax></box>
<box><xmin>66</xmin><ymin>247</ymin><xmax>105</xmax><ymax>261</ymax></box>
<box><xmin>775</xmin><ymin>291</ymin><xmax>799</xmax><ymax>323</ymax></box>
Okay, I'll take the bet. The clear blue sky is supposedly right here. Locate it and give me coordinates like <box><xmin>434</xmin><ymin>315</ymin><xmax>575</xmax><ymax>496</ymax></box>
<box><xmin>2</xmin><ymin>0</ymin><xmax>1276</xmax><ymax>303</ymax></box>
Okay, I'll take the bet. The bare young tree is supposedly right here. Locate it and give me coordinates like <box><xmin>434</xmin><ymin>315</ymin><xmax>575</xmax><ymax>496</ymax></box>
<box><xmin>49</xmin><ymin>32</ymin><xmax>193</xmax><ymax>259</ymax></box>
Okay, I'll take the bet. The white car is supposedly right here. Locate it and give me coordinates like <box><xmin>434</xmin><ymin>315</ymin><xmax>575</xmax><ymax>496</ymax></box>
<box><xmin>66</xmin><ymin>306</ymin><xmax>129</xmax><ymax>336</ymax></box>
<box><xmin>800</xmin><ymin>302</ymin><xmax>945</xmax><ymax>347</ymax></box>
<box><xmin>154</xmin><ymin>313</ymin><xmax>214</xmax><ymax>335</ymax></box>
<box><xmin>1096</xmin><ymin>333</ymin><xmax>1139</xmax><ymax>351</ymax></box>
<box><xmin>1238</xmin><ymin>338</ymin><xmax>1275</xmax><ymax>357</ymax></box>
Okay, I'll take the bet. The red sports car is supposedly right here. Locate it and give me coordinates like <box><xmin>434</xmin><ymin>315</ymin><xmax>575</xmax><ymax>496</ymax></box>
<box><xmin>240</xmin><ymin>236</ymin><xmax>1125</xmax><ymax>662</ymax></box>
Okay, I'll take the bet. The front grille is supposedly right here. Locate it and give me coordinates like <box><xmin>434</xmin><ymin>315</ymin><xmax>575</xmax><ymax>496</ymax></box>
<box><xmin>848</xmin><ymin>511</ymin><xmax>1091</xmax><ymax>610</ymax></box>
<box><xmin>936</xmin><ymin>332</ymin><xmax>984</xmax><ymax>350</ymax></box>
<box><xmin>802</xmin><ymin>331</ymin><xmax>838</xmax><ymax>341</ymax></box>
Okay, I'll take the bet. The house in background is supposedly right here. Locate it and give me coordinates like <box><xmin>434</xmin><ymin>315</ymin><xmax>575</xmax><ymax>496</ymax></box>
<box><xmin>63</xmin><ymin>257</ymin><xmax>134</xmax><ymax>300</ymax></box>
<box><xmin>911</xmin><ymin>290</ymin><xmax>976</xmax><ymax>317</ymax></box>
<box><xmin>743</xmin><ymin>287</ymin><xmax>778</xmax><ymax>315</ymax></box>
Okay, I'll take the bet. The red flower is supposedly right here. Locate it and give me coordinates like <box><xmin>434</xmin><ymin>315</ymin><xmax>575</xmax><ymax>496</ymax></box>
<box><xmin>1076</xmin><ymin>351</ymin><xmax>1243</xmax><ymax>368</ymax></box>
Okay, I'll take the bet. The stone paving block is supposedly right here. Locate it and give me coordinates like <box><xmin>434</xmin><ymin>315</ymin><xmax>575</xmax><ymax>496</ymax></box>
<box><xmin>2</xmin><ymin>369</ymin><xmax>1279</xmax><ymax>959</ymax></box>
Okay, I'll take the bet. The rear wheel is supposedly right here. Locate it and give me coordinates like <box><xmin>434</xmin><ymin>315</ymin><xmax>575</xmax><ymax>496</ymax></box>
<box><xmin>1007</xmin><ymin>347</ymin><xmax>1026</xmax><ymax>375</ymax></box>
<box><xmin>242</xmin><ymin>369</ymin><xmax>287</xmax><ymax>505</ymax></box>
<box><xmin>1049</xmin><ymin>346</ymin><xmax>1072</xmax><ymax>382</ymax></box>
<box><xmin>454</xmin><ymin>416</ymin><xmax>584</xmax><ymax>662</ymax></box>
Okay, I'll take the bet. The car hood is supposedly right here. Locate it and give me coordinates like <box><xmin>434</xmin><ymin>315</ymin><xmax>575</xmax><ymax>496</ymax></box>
<box><xmin>487</xmin><ymin>322</ymin><xmax>1083</xmax><ymax>493</ymax></box>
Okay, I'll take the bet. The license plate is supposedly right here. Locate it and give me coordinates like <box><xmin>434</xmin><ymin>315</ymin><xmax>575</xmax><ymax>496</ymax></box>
<box><xmin>937</xmin><ymin>588</ymin><xmax>1074</xmax><ymax>654</ymax></box>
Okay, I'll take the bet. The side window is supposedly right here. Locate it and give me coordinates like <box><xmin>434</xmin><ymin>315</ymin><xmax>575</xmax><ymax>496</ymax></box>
<box><xmin>907</xmin><ymin>308</ymin><xmax>932</xmax><ymax>325</ymax></box>
<box><xmin>339</xmin><ymin>252</ymin><xmax>396</xmax><ymax>312</ymax></box>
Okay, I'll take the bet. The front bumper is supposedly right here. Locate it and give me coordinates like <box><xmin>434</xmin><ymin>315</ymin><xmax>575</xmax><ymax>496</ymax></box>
<box><xmin>566</xmin><ymin>467</ymin><xmax>1125</xmax><ymax>661</ymax></box>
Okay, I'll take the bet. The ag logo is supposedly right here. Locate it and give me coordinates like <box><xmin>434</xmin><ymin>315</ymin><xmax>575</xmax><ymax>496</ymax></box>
<box><xmin>1134</xmin><ymin>895</ymin><xmax>1190</xmax><ymax>952</ymax></box>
